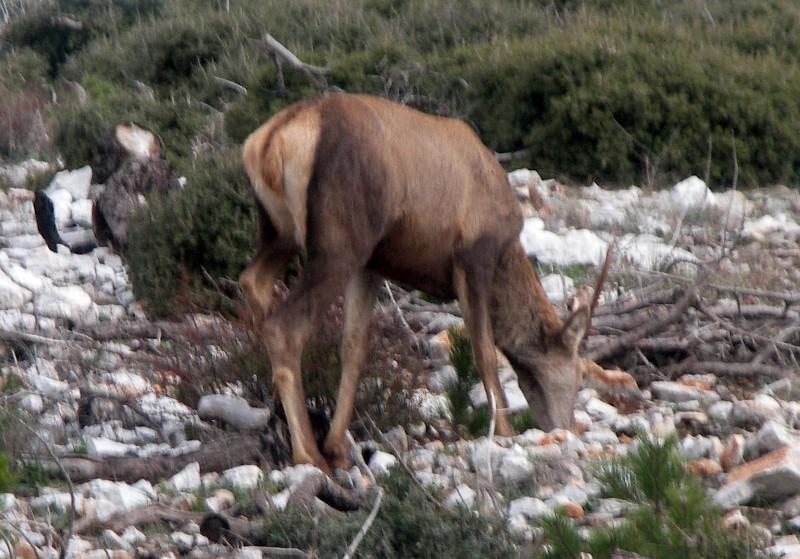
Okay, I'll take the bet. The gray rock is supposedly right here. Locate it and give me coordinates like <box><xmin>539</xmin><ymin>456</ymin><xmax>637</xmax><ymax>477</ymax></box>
<box><xmin>223</xmin><ymin>465</ymin><xmax>263</xmax><ymax>491</ymax></box>
<box><xmin>369</xmin><ymin>451</ymin><xmax>398</xmax><ymax>476</ymax></box>
<box><xmin>170</xmin><ymin>531</ymin><xmax>195</xmax><ymax>552</ymax></box>
<box><xmin>49</xmin><ymin>166</ymin><xmax>92</xmax><ymax>201</ymax></box>
<box><xmin>168</xmin><ymin>462</ymin><xmax>201</xmax><ymax>492</ymax></box>
<box><xmin>708</xmin><ymin>400</ymin><xmax>734</xmax><ymax>422</ymax></box>
<box><xmin>585</xmin><ymin>398</ymin><xmax>618</xmax><ymax>422</ymax></box>
<box><xmin>429</xmin><ymin>365</ymin><xmax>457</xmax><ymax>393</ymax></box>
<box><xmin>444</xmin><ymin>483</ymin><xmax>477</xmax><ymax>510</ymax></box>
<box><xmin>101</xmin><ymin>529</ymin><xmax>131</xmax><ymax>550</ymax></box>
<box><xmin>499</xmin><ymin>452</ymin><xmax>534</xmax><ymax>483</ymax></box>
<box><xmin>758</xmin><ymin>420</ymin><xmax>796</xmax><ymax>453</ymax></box>
<box><xmin>582</xmin><ymin>428</ymin><xmax>618</xmax><ymax>446</ymax></box>
<box><xmin>415</xmin><ymin>471</ymin><xmax>450</xmax><ymax>490</ymax></box>
<box><xmin>650</xmin><ymin>381</ymin><xmax>703</xmax><ymax>403</ymax></box>
<box><xmin>19</xmin><ymin>393</ymin><xmax>44</xmax><ymax>414</ymax></box>
<box><xmin>470</xmin><ymin>438</ymin><xmax>509</xmax><ymax>479</ymax></box>
<box><xmin>508</xmin><ymin>496</ymin><xmax>550</xmax><ymax>520</ymax></box>
<box><xmin>122</xmin><ymin>526</ymin><xmax>146</xmax><ymax>546</ymax></box>
<box><xmin>34</xmin><ymin>285</ymin><xmax>93</xmax><ymax>321</ymax></box>
<box><xmin>383</xmin><ymin>426</ymin><xmax>408</xmax><ymax>453</ymax></box>
<box><xmin>715</xmin><ymin>444</ymin><xmax>800</xmax><ymax>507</ymax></box>
<box><xmin>732</xmin><ymin>396</ymin><xmax>783</xmax><ymax>427</ymax></box>
<box><xmin>595</xmin><ymin>498</ymin><xmax>633</xmax><ymax>517</ymax></box>
<box><xmin>0</xmin><ymin>267</ymin><xmax>31</xmax><ymax>309</ymax></box>
<box><xmin>679</xmin><ymin>435</ymin><xmax>712</xmax><ymax>460</ymax></box>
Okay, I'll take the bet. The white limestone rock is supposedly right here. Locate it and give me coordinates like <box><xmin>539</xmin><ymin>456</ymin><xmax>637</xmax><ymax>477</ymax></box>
<box><xmin>671</xmin><ymin>176</ymin><xmax>717</xmax><ymax>212</ymax></box>
<box><xmin>121</xmin><ymin>527</ymin><xmax>146</xmax><ymax>546</ymax></box>
<box><xmin>168</xmin><ymin>462</ymin><xmax>201</xmax><ymax>492</ymax></box>
<box><xmin>223</xmin><ymin>465</ymin><xmax>263</xmax><ymax>491</ymax></box>
<box><xmin>48</xmin><ymin>166</ymin><xmax>92</xmax><ymax>201</ymax></box>
<box><xmin>30</xmin><ymin>492</ymin><xmax>85</xmax><ymax>514</ymax></box>
<box><xmin>444</xmin><ymin>483</ymin><xmax>477</xmax><ymax>510</ymax></box>
<box><xmin>86</xmin><ymin>436</ymin><xmax>135</xmax><ymax>458</ymax></box>
<box><xmin>82</xmin><ymin>479</ymin><xmax>151</xmax><ymax>517</ymax></box>
<box><xmin>34</xmin><ymin>285</ymin><xmax>93</xmax><ymax>321</ymax></box>
<box><xmin>508</xmin><ymin>496</ymin><xmax>550</xmax><ymax>520</ymax></box>
<box><xmin>499</xmin><ymin>451</ymin><xmax>534</xmax><ymax>483</ymax></box>
<box><xmin>540</xmin><ymin>273</ymin><xmax>574</xmax><ymax>303</ymax></box>
<box><xmin>369</xmin><ymin>450</ymin><xmax>398</xmax><ymax>476</ymax></box>
<box><xmin>585</xmin><ymin>397</ymin><xmax>618</xmax><ymax>422</ymax></box>
<box><xmin>520</xmin><ymin>218</ymin><xmax>608</xmax><ymax>267</ymax></box>
<box><xmin>0</xmin><ymin>267</ymin><xmax>31</xmax><ymax>309</ymax></box>
<box><xmin>70</xmin><ymin>198</ymin><xmax>94</xmax><ymax>228</ymax></box>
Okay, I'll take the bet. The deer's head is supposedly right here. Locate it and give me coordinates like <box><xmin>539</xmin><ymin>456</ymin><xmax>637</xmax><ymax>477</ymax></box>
<box><xmin>506</xmin><ymin>304</ymin><xmax>591</xmax><ymax>432</ymax></box>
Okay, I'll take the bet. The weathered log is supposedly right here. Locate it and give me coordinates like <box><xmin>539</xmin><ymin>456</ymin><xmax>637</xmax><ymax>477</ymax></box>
<box><xmin>91</xmin><ymin>122</ymin><xmax>176</xmax><ymax>249</ymax></box>
<box><xmin>93</xmin><ymin>156</ymin><xmax>173</xmax><ymax>248</ymax></box>
<box><xmin>198</xmin><ymin>394</ymin><xmax>272</xmax><ymax>431</ymax></box>
<box><xmin>41</xmin><ymin>433</ymin><xmax>271</xmax><ymax>484</ymax></box>
<box><xmin>587</xmin><ymin>279</ymin><xmax>704</xmax><ymax>363</ymax></box>
<box><xmin>92</xmin><ymin>123</ymin><xmax>163</xmax><ymax>184</ymax></box>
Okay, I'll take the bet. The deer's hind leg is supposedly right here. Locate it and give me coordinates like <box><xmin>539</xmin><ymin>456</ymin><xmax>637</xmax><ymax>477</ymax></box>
<box><xmin>239</xmin><ymin>202</ymin><xmax>296</xmax><ymax>328</ymax></box>
<box><xmin>263</xmin><ymin>253</ymin><xmax>361</xmax><ymax>473</ymax></box>
<box><xmin>454</xmin><ymin>239</ymin><xmax>514</xmax><ymax>437</ymax></box>
<box><xmin>323</xmin><ymin>270</ymin><xmax>380</xmax><ymax>469</ymax></box>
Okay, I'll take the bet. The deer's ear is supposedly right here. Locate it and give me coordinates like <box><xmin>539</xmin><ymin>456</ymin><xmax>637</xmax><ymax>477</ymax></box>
<box><xmin>561</xmin><ymin>305</ymin><xmax>590</xmax><ymax>353</ymax></box>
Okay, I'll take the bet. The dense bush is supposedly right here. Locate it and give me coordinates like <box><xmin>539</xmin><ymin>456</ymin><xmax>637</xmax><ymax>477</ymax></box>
<box><xmin>446</xmin><ymin>20</ymin><xmax>800</xmax><ymax>187</ymax></box>
<box><xmin>124</xmin><ymin>148</ymin><xmax>255</xmax><ymax>317</ymax></box>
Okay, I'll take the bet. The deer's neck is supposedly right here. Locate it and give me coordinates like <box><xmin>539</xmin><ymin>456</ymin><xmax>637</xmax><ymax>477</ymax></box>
<box><xmin>490</xmin><ymin>242</ymin><xmax>562</xmax><ymax>355</ymax></box>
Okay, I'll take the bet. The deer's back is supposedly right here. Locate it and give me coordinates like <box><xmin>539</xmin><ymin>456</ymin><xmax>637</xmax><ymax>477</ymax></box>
<box><xmin>243</xmin><ymin>94</ymin><xmax>523</xmax><ymax>296</ymax></box>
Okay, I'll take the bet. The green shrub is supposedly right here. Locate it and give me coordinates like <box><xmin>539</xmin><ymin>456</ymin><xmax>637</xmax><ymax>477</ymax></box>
<box><xmin>258</xmin><ymin>468</ymin><xmax>521</xmax><ymax>558</ymax></box>
<box><xmin>539</xmin><ymin>435</ymin><xmax>764</xmax><ymax>559</ymax></box>
<box><xmin>52</xmin><ymin>86</ymin><xmax>207</xmax><ymax>170</ymax></box>
<box><xmin>446</xmin><ymin>328</ymin><xmax>479</xmax><ymax>430</ymax></box>
<box><xmin>5</xmin><ymin>7</ymin><xmax>91</xmax><ymax>76</ymax></box>
<box><xmin>125</xmin><ymin>147</ymin><xmax>255</xmax><ymax>317</ymax></box>
<box><xmin>0</xmin><ymin>453</ymin><xmax>18</xmax><ymax>492</ymax></box>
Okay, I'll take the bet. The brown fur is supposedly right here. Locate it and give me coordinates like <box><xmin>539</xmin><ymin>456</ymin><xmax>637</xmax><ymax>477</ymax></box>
<box><xmin>240</xmin><ymin>94</ymin><xmax>591</xmax><ymax>472</ymax></box>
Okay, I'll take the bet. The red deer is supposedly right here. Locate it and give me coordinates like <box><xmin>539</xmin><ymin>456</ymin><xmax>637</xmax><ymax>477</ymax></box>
<box><xmin>240</xmin><ymin>94</ymin><xmax>595</xmax><ymax>473</ymax></box>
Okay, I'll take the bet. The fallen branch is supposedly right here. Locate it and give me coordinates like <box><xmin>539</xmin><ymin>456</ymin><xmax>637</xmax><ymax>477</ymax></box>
<box><xmin>212</xmin><ymin>76</ymin><xmax>247</xmax><ymax>95</ymax></box>
<box><xmin>646</xmin><ymin>270</ymin><xmax>800</xmax><ymax>305</ymax></box>
<box><xmin>494</xmin><ymin>148</ymin><xmax>532</xmax><ymax>163</ymax></box>
<box><xmin>40</xmin><ymin>433</ymin><xmax>269</xmax><ymax>484</ymax></box>
<box><xmin>585</xmin><ymin>328</ymin><xmax>730</xmax><ymax>354</ymax></box>
<box><xmin>342</xmin><ymin>486</ymin><xmax>383</xmax><ymax>559</ymax></box>
<box><xmin>261</xmin><ymin>32</ymin><xmax>329</xmax><ymax>88</ymax></box>
<box><xmin>667</xmin><ymin>359</ymin><xmax>792</xmax><ymax>379</ymax></box>
<box><xmin>587</xmin><ymin>278</ymin><xmax>704</xmax><ymax>363</ymax></box>
<box><xmin>752</xmin><ymin>321</ymin><xmax>800</xmax><ymax>364</ymax></box>
<box><xmin>198</xmin><ymin>394</ymin><xmax>271</xmax><ymax>430</ymax></box>
<box><xmin>50</xmin><ymin>15</ymin><xmax>83</xmax><ymax>31</ymax></box>
<box><xmin>286</xmin><ymin>471</ymin><xmax>363</xmax><ymax>512</ymax></box>
<box><xmin>592</xmin><ymin>288</ymin><xmax>681</xmax><ymax>317</ymax></box>
<box><xmin>75</xmin><ymin>504</ymin><xmax>207</xmax><ymax>535</ymax></box>
<box><xmin>704</xmin><ymin>302</ymin><xmax>799</xmax><ymax>321</ymax></box>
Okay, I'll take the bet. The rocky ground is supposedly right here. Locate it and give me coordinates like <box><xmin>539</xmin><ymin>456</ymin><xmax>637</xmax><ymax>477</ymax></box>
<box><xmin>2</xmin><ymin>160</ymin><xmax>800</xmax><ymax>558</ymax></box>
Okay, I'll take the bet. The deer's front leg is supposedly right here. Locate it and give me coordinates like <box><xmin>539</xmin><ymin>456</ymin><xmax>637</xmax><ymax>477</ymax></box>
<box><xmin>323</xmin><ymin>271</ymin><xmax>379</xmax><ymax>470</ymax></box>
<box><xmin>454</xmin><ymin>254</ymin><xmax>514</xmax><ymax>437</ymax></box>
